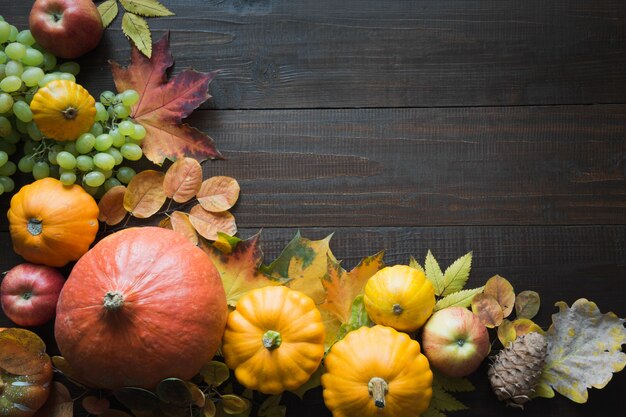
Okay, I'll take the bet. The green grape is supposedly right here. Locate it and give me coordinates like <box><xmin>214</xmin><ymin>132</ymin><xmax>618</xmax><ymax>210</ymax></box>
<box><xmin>21</xmin><ymin>48</ymin><xmax>44</xmax><ymax>67</ymax></box>
<box><xmin>42</xmin><ymin>52</ymin><xmax>56</xmax><ymax>71</ymax></box>
<box><xmin>5</xmin><ymin>60</ymin><xmax>23</xmax><ymax>77</ymax></box>
<box><xmin>63</xmin><ymin>142</ymin><xmax>78</xmax><ymax>156</ymax></box>
<box><xmin>48</xmin><ymin>164</ymin><xmax>59</xmax><ymax>179</ymax></box>
<box><xmin>15</xmin><ymin>119</ymin><xmax>28</xmax><ymax>135</ymax></box>
<box><xmin>26</xmin><ymin>121</ymin><xmax>43</xmax><ymax>141</ymax></box>
<box><xmin>56</xmin><ymin>151</ymin><xmax>77</xmax><ymax>170</ymax></box>
<box><xmin>130</xmin><ymin>123</ymin><xmax>147</xmax><ymax>140</ymax></box>
<box><xmin>59</xmin><ymin>171</ymin><xmax>76</xmax><ymax>185</ymax></box>
<box><xmin>58</xmin><ymin>72</ymin><xmax>75</xmax><ymax>82</ymax></box>
<box><xmin>5</xmin><ymin>42</ymin><xmax>26</xmax><ymax>61</ymax></box>
<box><xmin>18</xmin><ymin>155</ymin><xmax>35</xmax><ymax>173</ymax></box>
<box><xmin>118</xmin><ymin>120</ymin><xmax>135</xmax><ymax>136</ymax></box>
<box><xmin>76</xmin><ymin>133</ymin><xmax>96</xmax><ymax>154</ymax></box>
<box><xmin>100</xmin><ymin>90</ymin><xmax>116</xmax><ymax>106</ymax></box>
<box><xmin>84</xmin><ymin>170</ymin><xmax>106</xmax><ymax>187</ymax></box>
<box><xmin>95</xmin><ymin>102</ymin><xmax>108</xmax><ymax>122</ymax></box>
<box><xmin>4</xmin><ymin>130</ymin><xmax>20</xmax><ymax>145</ymax></box>
<box><xmin>13</xmin><ymin>100</ymin><xmax>33</xmax><ymax>122</ymax></box>
<box><xmin>113</xmin><ymin>103</ymin><xmax>131</xmax><ymax>119</ymax></box>
<box><xmin>16</xmin><ymin>30</ymin><xmax>36</xmax><ymax>46</ymax></box>
<box><xmin>8</xmin><ymin>25</ymin><xmax>18</xmax><ymax>42</ymax></box>
<box><xmin>99</xmin><ymin>168</ymin><xmax>113</xmax><ymax>179</ymax></box>
<box><xmin>24</xmin><ymin>89</ymin><xmax>36</xmax><ymax>104</ymax></box>
<box><xmin>0</xmin><ymin>175</ymin><xmax>15</xmax><ymax>192</ymax></box>
<box><xmin>121</xmin><ymin>89</ymin><xmax>140</xmax><ymax>106</ymax></box>
<box><xmin>23</xmin><ymin>140</ymin><xmax>36</xmax><ymax>155</ymax></box>
<box><xmin>0</xmin><ymin>75</ymin><xmax>23</xmax><ymax>92</ymax></box>
<box><xmin>104</xmin><ymin>177</ymin><xmax>122</xmax><ymax>191</ymax></box>
<box><xmin>0</xmin><ymin>160</ymin><xmax>16</xmax><ymax>176</ymax></box>
<box><xmin>0</xmin><ymin>141</ymin><xmax>15</xmax><ymax>155</ymax></box>
<box><xmin>120</xmin><ymin>143</ymin><xmax>143</xmax><ymax>161</ymax></box>
<box><xmin>116</xmin><ymin>166</ymin><xmax>136</xmax><ymax>184</ymax></box>
<box><xmin>0</xmin><ymin>116</ymin><xmax>11</xmax><ymax>137</ymax></box>
<box><xmin>109</xmin><ymin>128</ymin><xmax>125</xmax><ymax>147</ymax></box>
<box><xmin>94</xmin><ymin>133</ymin><xmax>113</xmax><ymax>151</ymax></box>
<box><xmin>106</xmin><ymin>148</ymin><xmax>123</xmax><ymax>165</ymax></box>
<box><xmin>89</xmin><ymin>122</ymin><xmax>104</xmax><ymax>136</ymax></box>
<box><xmin>0</xmin><ymin>150</ymin><xmax>8</xmax><ymax>167</ymax></box>
<box><xmin>81</xmin><ymin>183</ymin><xmax>100</xmax><ymax>196</ymax></box>
<box><xmin>106</xmin><ymin>106</ymin><xmax>116</xmax><ymax>120</ymax></box>
<box><xmin>0</xmin><ymin>64</ymin><xmax>5</xmax><ymax>79</ymax></box>
<box><xmin>0</xmin><ymin>21</ymin><xmax>10</xmax><ymax>43</ymax></box>
<box><xmin>0</xmin><ymin>182</ymin><xmax>4</xmax><ymax>195</ymax></box>
<box><xmin>21</xmin><ymin>67</ymin><xmax>45</xmax><ymax>87</ymax></box>
<box><xmin>0</xmin><ymin>92</ymin><xmax>13</xmax><ymax>113</ymax></box>
<box><xmin>0</xmin><ymin>51</ymin><xmax>6</xmax><ymax>65</ymax></box>
<box><xmin>38</xmin><ymin>73</ymin><xmax>57</xmax><ymax>88</ymax></box>
<box><xmin>59</xmin><ymin>62</ymin><xmax>80</xmax><ymax>76</ymax></box>
<box><xmin>76</xmin><ymin>155</ymin><xmax>94</xmax><ymax>172</ymax></box>
<box><xmin>93</xmin><ymin>152</ymin><xmax>116</xmax><ymax>171</ymax></box>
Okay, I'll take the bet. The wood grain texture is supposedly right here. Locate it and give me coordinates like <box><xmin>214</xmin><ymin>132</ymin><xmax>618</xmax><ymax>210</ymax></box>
<box><xmin>6</xmin><ymin>0</ymin><xmax>626</xmax><ymax>109</ymax></box>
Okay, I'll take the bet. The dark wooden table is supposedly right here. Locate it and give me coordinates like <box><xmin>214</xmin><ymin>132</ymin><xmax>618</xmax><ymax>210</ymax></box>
<box><xmin>2</xmin><ymin>1</ymin><xmax>626</xmax><ymax>416</ymax></box>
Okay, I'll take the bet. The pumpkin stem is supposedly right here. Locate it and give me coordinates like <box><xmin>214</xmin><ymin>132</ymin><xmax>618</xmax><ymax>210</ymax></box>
<box><xmin>62</xmin><ymin>107</ymin><xmax>78</xmax><ymax>120</ymax></box>
<box><xmin>262</xmin><ymin>330</ymin><xmax>282</xmax><ymax>350</ymax></box>
<box><xmin>392</xmin><ymin>303</ymin><xmax>404</xmax><ymax>315</ymax></box>
<box><xmin>368</xmin><ymin>377</ymin><xmax>389</xmax><ymax>409</ymax></box>
<box><xmin>27</xmin><ymin>218</ymin><xmax>43</xmax><ymax>236</ymax></box>
<box><xmin>103</xmin><ymin>291</ymin><xmax>125</xmax><ymax>311</ymax></box>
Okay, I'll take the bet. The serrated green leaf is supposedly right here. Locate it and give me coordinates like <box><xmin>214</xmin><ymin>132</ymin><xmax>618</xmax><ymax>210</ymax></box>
<box><xmin>336</xmin><ymin>295</ymin><xmax>371</xmax><ymax>341</ymax></box>
<box><xmin>409</xmin><ymin>256</ymin><xmax>425</xmax><ymax>274</ymax></box>
<box><xmin>434</xmin><ymin>286</ymin><xmax>484</xmax><ymax>311</ymax></box>
<box><xmin>425</xmin><ymin>250</ymin><xmax>445</xmax><ymax>296</ymax></box>
<box><xmin>432</xmin><ymin>369</ymin><xmax>475</xmax><ymax>393</ymax></box>
<box><xmin>98</xmin><ymin>0</ymin><xmax>119</xmax><ymax>28</ymax></box>
<box><xmin>429</xmin><ymin>385</ymin><xmax>468</xmax><ymax>412</ymax></box>
<box><xmin>122</xmin><ymin>12</ymin><xmax>152</xmax><ymax>57</ymax></box>
<box><xmin>441</xmin><ymin>251</ymin><xmax>472</xmax><ymax>296</ymax></box>
<box><xmin>120</xmin><ymin>0</ymin><xmax>175</xmax><ymax>17</ymax></box>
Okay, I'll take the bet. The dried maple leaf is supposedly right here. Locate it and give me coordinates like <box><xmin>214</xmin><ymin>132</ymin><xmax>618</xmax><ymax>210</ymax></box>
<box><xmin>110</xmin><ymin>33</ymin><xmax>222</xmax><ymax>165</ymax></box>
<box><xmin>98</xmin><ymin>185</ymin><xmax>127</xmax><ymax>226</ymax></box>
<box><xmin>123</xmin><ymin>170</ymin><xmax>166</xmax><ymax>218</ymax></box>
<box><xmin>163</xmin><ymin>157</ymin><xmax>203</xmax><ymax>203</ymax></box>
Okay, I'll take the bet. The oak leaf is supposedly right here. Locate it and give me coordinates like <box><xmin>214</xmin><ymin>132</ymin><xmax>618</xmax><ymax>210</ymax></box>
<box><xmin>124</xmin><ymin>170</ymin><xmax>166</xmax><ymax>218</ymax></box>
<box><xmin>98</xmin><ymin>185</ymin><xmax>128</xmax><ymax>225</ymax></box>
<box><xmin>163</xmin><ymin>157</ymin><xmax>203</xmax><ymax>203</ymax></box>
<box><xmin>536</xmin><ymin>298</ymin><xmax>626</xmax><ymax>403</ymax></box>
<box><xmin>110</xmin><ymin>33</ymin><xmax>222</xmax><ymax>164</ymax></box>
<box><xmin>197</xmin><ymin>176</ymin><xmax>240</xmax><ymax>212</ymax></box>
<box><xmin>188</xmin><ymin>204</ymin><xmax>237</xmax><ymax>241</ymax></box>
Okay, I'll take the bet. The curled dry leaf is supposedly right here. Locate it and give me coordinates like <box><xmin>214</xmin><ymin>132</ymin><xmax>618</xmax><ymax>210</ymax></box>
<box><xmin>98</xmin><ymin>186</ymin><xmax>128</xmax><ymax>226</ymax></box>
<box><xmin>188</xmin><ymin>204</ymin><xmax>237</xmax><ymax>240</ymax></box>
<box><xmin>169</xmin><ymin>211</ymin><xmax>198</xmax><ymax>246</ymax></box>
<box><xmin>221</xmin><ymin>394</ymin><xmax>251</xmax><ymax>414</ymax></box>
<box><xmin>124</xmin><ymin>170</ymin><xmax>167</xmax><ymax>218</ymax></box>
<box><xmin>82</xmin><ymin>396</ymin><xmax>110</xmax><ymax>415</ymax></box>
<box><xmin>197</xmin><ymin>176</ymin><xmax>240</xmax><ymax>213</ymax></box>
<box><xmin>471</xmin><ymin>293</ymin><xmax>504</xmax><ymax>328</ymax></box>
<box><xmin>204</xmin><ymin>400</ymin><xmax>217</xmax><ymax>417</ymax></box>
<box><xmin>32</xmin><ymin>381</ymin><xmax>73</xmax><ymax>417</ymax></box>
<box><xmin>497</xmin><ymin>318</ymin><xmax>544</xmax><ymax>347</ymax></box>
<box><xmin>484</xmin><ymin>275</ymin><xmax>515</xmax><ymax>318</ymax></box>
<box><xmin>0</xmin><ymin>328</ymin><xmax>49</xmax><ymax>376</ymax></box>
<box><xmin>515</xmin><ymin>290</ymin><xmax>541</xmax><ymax>320</ymax></box>
<box><xmin>186</xmin><ymin>382</ymin><xmax>206</xmax><ymax>408</ymax></box>
<box><xmin>163</xmin><ymin>157</ymin><xmax>203</xmax><ymax>203</ymax></box>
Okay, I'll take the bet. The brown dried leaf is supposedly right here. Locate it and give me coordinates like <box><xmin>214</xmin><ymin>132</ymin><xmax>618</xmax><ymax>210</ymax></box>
<box><xmin>163</xmin><ymin>157</ymin><xmax>203</xmax><ymax>203</ymax></box>
<box><xmin>188</xmin><ymin>204</ymin><xmax>237</xmax><ymax>240</ymax></box>
<box><xmin>159</xmin><ymin>217</ymin><xmax>172</xmax><ymax>229</ymax></box>
<box><xmin>0</xmin><ymin>328</ymin><xmax>49</xmax><ymax>375</ymax></box>
<box><xmin>197</xmin><ymin>176</ymin><xmax>240</xmax><ymax>212</ymax></box>
<box><xmin>515</xmin><ymin>290</ymin><xmax>541</xmax><ymax>320</ymax></box>
<box><xmin>483</xmin><ymin>275</ymin><xmax>515</xmax><ymax>318</ymax></box>
<box><xmin>511</xmin><ymin>318</ymin><xmax>545</xmax><ymax>338</ymax></box>
<box><xmin>497</xmin><ymin>319</ymin><xmax>517</xmax><ymax>347</ymax></box>
<box><xmin>124</xmin><ymin>170</ymin><xmax>166</xmax><ymax>218</ymax></box>
<box><xmin>82</xmin><ymin>396</ymin><xmax>110</xmax><ymax>415</ymax></box>
<box><xmin>33</xmin><ymin>382</ymin><xmax>73</xmax><ymax>417</ymax></box>
<box><xmin>98</xmin><ymin>186</ymin><xmax>128</xmax><ymax>225</ymax></box>
<box><xmin>471</xmin><ymin>293</ymin><xmax>504</xmax><ymax>328</ymax></box>
<box><xmin>169</xmin><ymin>211</ymin><xmax>198</xmax><ymax>246</ymax></box>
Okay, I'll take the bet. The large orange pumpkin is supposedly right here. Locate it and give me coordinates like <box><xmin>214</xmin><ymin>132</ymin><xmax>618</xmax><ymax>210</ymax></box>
<box><xmin>54</xmin><ymin>227</ymin><xmax>228</xmax><ymax>390</ymax></box>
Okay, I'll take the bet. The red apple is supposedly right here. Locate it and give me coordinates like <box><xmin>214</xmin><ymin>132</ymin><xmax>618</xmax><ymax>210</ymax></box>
<box><xmin>1</xmin><ymin>263</ymin><xmax>65</xmax><ymax>327</ymax></box>
<box><xmin>421</xmin><ymin>306</ymin><xmax>490</xmax><ymax>377</ymax></box>
<box><xmin>29</xmin><ymin>0</ymin><xmax>104</xmax><ymax>59</ymax></box>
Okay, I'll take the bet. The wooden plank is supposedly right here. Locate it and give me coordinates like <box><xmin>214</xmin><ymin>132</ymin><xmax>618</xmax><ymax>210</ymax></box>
<box><xmin>5</xmin><ymin>1</ymin><xmax>626</xmax><ymax>108</ymax></box>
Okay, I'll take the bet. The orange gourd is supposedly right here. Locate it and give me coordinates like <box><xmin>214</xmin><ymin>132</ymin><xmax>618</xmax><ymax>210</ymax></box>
<box><xmin>363</xmin><ymin>265</ymin><xmax>435</xmax><ymax>332</ymax></box>
<box><xmin>322</xmin><ymin>325</ymin><xmax>433</xmax><ymax>417</ymax></box>
<box><xmin>7</xmin><ymin>178</ymin><xmax>99</xmax><ymax>267</ymax></box>
<box><xmin>222</xmin><ymin>286</ymin><xmax>325</xmax><ymax>394</ymax></box>
<box><xmin>30</xmin><ymin>79</ymin><xmax>96</xmax><ymax>141</ymax></box>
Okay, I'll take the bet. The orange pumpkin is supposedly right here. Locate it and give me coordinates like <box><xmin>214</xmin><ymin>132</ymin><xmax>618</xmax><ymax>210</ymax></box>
<box><xmin>7</xmin><ymin>178</ymin><xmax>99</xmax><ymax>267</ymax></box>
<box><xmin>54</xmin><ymin>227</ymin><xmax>228</xmax><ymax>390</ymax></box>
<box><xmin>30</xmin><ymin>79</ymin><xmax>96</xmax><ymax>141</ymax></box>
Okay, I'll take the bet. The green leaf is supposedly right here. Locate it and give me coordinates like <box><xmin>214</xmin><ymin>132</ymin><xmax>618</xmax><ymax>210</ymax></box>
<box><xmin>409</xmin><ymin>256</ymin><xmax>425</xmax><ymax>274</ymax></box>
<box><xmin>422</xmin><ymin>409</ymin><xmax>447</xmax><ymax>417</ymax></box>
<box><xmin>432</xmin><ymin>369</ymin><xmax>475</xmax><ymax>393</ymax></box>
<box><xmin>441</xmin><ymin>251</ymin><xmax>472</xmax><ymax>296</ymax></box>
<box><xmin>221</xmin><ymin>394</ymin><xmax>251</xmax><ymax>414</ymax></box>
<box><xmin>98</xmin><ymin>0</ymin><xmax>119</xmax><ymax>28</ymax></box>
<box><xmin>119</xmin><ymin>0</ymin><xmax>175</xmax><ymax>17</ymax></box>
<box><xmin>515</xmin><ymin>290</ymin><xmax>541</xmax><ymax>320</ymax></box>
<box><xmin>336</xmin><ymin>295</ymin><xmax>371</xmax><ymax>342</ymax></box>
<box><xmin>536</xmin><ymin>298</ymin><xmax>626</xmax><ymax>403</ymax></box>
<box><xmin>114</xmin><ymin>387</ymin><xmax>160</xmax><ymax>411</ymax></box>
<box><xmin>434</xmin><ymin>286</ymin><xmax>484</xmax><ymax>311</ymax></box>
<box><xmin>428</xmin><ymin>385</ymin><xmax>468</xmax><ymax>412</ymax></box>
<box><xmin>156</xmin><ymin>378</ymin><xmax>192</xmax><ymax>406</ymax></box>
<box><xmin>121</xmin><ymin>12</ymin><xmax>152</xmax><ymax>57</ymax></box>
<box><xmin>200</xmin><ymin>361</ymin><xmax>230</xmax><ymax>387</ymax></box>
<box><xmin>425</xmin><ymin>250</ymin><xmax>445</xmax><ymax>296</ymax></box>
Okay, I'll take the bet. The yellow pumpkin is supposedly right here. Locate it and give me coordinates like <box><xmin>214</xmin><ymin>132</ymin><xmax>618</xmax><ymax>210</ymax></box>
<box><xmin>30</xmin><ymin>79</ymin><xmax>96</xmax><ymax>141</ymax></box>
<box><xmin>322</xmin><ymin>325</ymin><xmax>433</xmax><ymax>417</ymax></box>
<box><xmin>7</xmin><ymin>178</ymin><xmax>99</xmax><ymax>267</ymax></box>
<box><xmin>222</xmin><ymin>286</ymin><xmax>325</xmax><ymax>394</ymax></box>
<box><xmin>363</xmin><ymin>265</ymin><xmax>435</xmax><ymax>332</ymax></box>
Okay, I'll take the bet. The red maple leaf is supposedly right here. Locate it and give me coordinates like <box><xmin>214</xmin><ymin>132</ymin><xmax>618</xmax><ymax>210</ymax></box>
<box><xmin>110</xmin><ymin>33</ymin><xmax>222</xmax><ymax>165</ymax></box>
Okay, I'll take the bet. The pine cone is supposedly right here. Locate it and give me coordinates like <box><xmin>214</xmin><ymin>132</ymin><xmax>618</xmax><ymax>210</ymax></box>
<box><xmin>488</xmin><ymin>331</ymin><xmax>548</xmax><ymax>409</ymax></box>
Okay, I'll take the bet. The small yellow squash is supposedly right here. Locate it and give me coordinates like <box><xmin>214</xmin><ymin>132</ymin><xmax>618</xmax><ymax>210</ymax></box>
<box><xmin>222</xmin><ymin>286</ymin><xmax>325</xmax><ymax>394</ymax></box>
<box><xmin>322</xmin><ymin>325</ymin><xmax>433</xmax><ymax>417</ymax></box>
<box><xmin>363</xmin><ymin>265</ymin><xmax>435</xmax><ymax>332</ymax></box>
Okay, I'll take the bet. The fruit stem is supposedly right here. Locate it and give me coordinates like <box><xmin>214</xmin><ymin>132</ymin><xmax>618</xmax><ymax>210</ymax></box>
<box><xmin>262</xmin><ymin>330</ymin><xmax>282</xmax><ymax>350</ymax></box>
<box><xmin>368</xmin><ymin>377</ymin><xmax>388</xmax><ymax>409</ymax></box>
<box><xmin>27</xmin><ymin>218</ymin><xmax>43</xmax><ymax>236</ymax></box>
<box><xmin>392</xmin><ymin>303</ymin><xmax>403</xmax><ymax>315</ymax></box>
<box><xmin>62</xmin><ymin>107</ymin><xmax>78</xmax><ymax>120</ymax></box>
<box><xmin>103</xmin><ymin>291</ymin><xmax>125</xmax><ymax>311</ymax></box>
